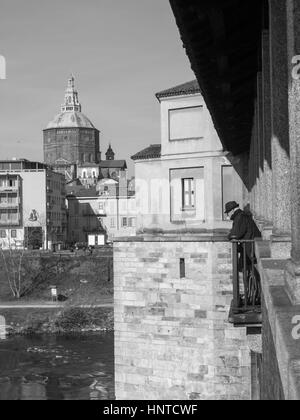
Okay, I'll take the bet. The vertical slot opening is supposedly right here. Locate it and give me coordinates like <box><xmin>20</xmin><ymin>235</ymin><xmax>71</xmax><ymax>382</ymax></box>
<box><xmin>180</xmin><ymin>258</ymin><xmax>185</xmax><ymax>278</ymax></box>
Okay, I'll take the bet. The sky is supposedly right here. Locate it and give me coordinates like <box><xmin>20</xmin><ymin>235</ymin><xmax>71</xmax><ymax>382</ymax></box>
<box><xmin>0</xmin><ymin>0</ymin><xmax>194</xmax><ymax>175</ymax></box>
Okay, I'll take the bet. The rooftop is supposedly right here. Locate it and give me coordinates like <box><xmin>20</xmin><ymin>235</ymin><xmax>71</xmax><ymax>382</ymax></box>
<box><xmin>66</xmin><ymin>184</ymin><xmax>99</xmax><ymax>198</ymax></box>
<box><xmin>0</xmin><ymin>160</ymin><xmax>50</xmax><ymax>171</ymax></box>
<box><xmin>46</xmin><ymin>111</ymin><xmax>95</xmax><ymax>130</ymax></box>
<box><xmin>131</xmin><ymin>144</ymin><xmax>161</xmax><ymax>161</ymax></box>
<box><xmin>98</xmin><ymin>160</ymin><xmax>127</xmax><ymax>169</ymax></box>
<box><xmin>155</xmin><ymin>80</ymin><xmax>201</xmax><ymax>101</ymax></box>
<box><xmin>45</xmin><ymin>76</ymin><xmax>97</xmax><ymax>130</ymax></box>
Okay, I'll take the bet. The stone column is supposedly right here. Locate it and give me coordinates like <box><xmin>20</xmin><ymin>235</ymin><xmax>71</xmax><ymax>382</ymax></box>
<box><xmin>257</xmin><ymin>72</ymin><xmax>264</xmax><ymax>220</ymax></box>
<box><xmin>262</xmin><ymin>31</ymin><xmax>273</xmax><ymax>225</ymax></box>
<box><xmin>269</xmin><ymin>0</ymin><xmax>291</xmax><ymax>235</ymax></box>
<box><xmin>285</xmin><ymin>0</ymin><xmax>300</xmax><ymax>303</ymax></box>
<box><xmin>252</xmin><ymin>102</ymin><xmax>259</xmax><ymax>217</ymax></box>
<box><xmin>249</xmin><ymin>127</ymin><xmax>254</xmax><ymax>212</ymax></box>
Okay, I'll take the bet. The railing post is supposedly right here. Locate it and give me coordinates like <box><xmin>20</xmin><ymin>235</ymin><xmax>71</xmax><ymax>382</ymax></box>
<box><xmin>232</xmin><ymin>240</ymin><xmax>239</xmax><ymax>311</ymax></box>
<box><xmin>243</xmin><ymin>243</ymin><xmax>248</xmax><ymax>308</ymax></box>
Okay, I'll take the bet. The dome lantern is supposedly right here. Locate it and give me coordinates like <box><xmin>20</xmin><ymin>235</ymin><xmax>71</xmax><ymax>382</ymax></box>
<box><xmin>46</xmin><ymin>75</ymin><xmax>95</xmax><ymax>129</ymax></box>
<box><xmin>61</xmin><ymin>74</ymin><xmax>82</xmax><ymax>113</ymax></box>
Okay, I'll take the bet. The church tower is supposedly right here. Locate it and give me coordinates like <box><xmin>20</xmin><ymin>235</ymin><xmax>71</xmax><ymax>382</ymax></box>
<box><xmin>43</xmin><ymin>75</ymin><xmax>100</xmax><ymax>179</ymax></box>
<box><xmin>105</xmin><ymin>144</ymin><xmax>115</xmax><ymax>161</ymax></box>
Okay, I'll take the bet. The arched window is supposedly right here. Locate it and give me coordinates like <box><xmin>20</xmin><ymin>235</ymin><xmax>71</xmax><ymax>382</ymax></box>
<box><xmin>82</xmin><ymin>171</ymin><xmax>87</xmax><ymax>179</ymax></box>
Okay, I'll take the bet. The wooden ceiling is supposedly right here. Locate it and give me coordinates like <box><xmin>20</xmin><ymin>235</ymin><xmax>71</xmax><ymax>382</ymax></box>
<box><xmin>170</xmin><ymin>0</ymin><xmax>265</xmax><ymax>155</ymax></box>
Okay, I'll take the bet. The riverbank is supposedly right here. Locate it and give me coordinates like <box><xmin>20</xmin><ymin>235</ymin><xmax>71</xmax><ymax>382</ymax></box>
<box><xmin>0</xmin><ymin>306</ymin><xmax>114</xmax><ymax>336</ymax></box>
<box><xmin>0</xmin><ymin>249</ymin><xmax>113</xmax><ymax>305</ymax></box>
<box><xmin>0</xmin><ymin>248</ymin><xmax>114</xmax><ymax>336</ymax></box>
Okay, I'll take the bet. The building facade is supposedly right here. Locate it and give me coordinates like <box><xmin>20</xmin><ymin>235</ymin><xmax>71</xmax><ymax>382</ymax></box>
<box><xmin>67</xmin><ymin>192</ymin><xmax>136</xmax><ymax>244</ymax></box>
<box><xmin>114</xmin><ymin>81</ymin><xmax>252</xmax><ymax>400</ymax></box>
<box><xmin>0</xmin><ymin>159</ymin><xmax>66</xmax><ymax>250</ymax></box>
<box><xmin>43</xmin><ymin>76</ymin><xmax>100</xmax><ymax>180</ymax></box>
<box><xmin>132</xmin><ymin>81</ymin><xmax>244</xmax><ymax>233</ymax></box>
<box><xmin>66</xmin><ymin>144</ymin><xmax>135</xmax><ymax>243</ymax></box>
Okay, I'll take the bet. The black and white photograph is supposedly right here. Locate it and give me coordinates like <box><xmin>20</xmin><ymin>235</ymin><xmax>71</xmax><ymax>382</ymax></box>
<box><xmin>0</xmin><ymin>0</ymin><xmax>299</xmax><ymax>403</ymax></box>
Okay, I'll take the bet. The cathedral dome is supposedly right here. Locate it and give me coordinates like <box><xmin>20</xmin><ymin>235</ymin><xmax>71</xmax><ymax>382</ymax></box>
<box><xmin>46</xmin><ymin>75</ymin><xmax>95</xmax><ymax>130</ymax></box>
<box><xmin>46</xmin><ymin>111</ymin><xmax>95</xmax><ymax>129</ymax></box>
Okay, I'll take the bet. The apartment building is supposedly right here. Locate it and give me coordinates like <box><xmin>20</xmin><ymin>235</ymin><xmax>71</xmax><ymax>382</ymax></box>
<box><xmin>0</xmin><ymin>159</ymin><xmax>66</xmax><ymax>249</ymax></box>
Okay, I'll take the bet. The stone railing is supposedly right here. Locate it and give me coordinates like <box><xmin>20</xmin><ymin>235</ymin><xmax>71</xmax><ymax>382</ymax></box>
<box><xmin>255</xmin><ymin>240</ymin><xmax>300</xmax><ymax>400</ymax></box>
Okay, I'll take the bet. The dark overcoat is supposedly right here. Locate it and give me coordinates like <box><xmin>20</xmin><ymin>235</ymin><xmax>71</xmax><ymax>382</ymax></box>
<box><xmin>228</xmin><ymin>209</ymin><xmax>261</xmax><ymax>268</ymax></box>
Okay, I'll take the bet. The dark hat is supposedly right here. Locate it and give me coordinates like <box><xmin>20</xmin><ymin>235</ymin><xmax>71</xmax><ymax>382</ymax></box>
<box><xmin>224</xmin><ymin>201</ymin><xmax>239</xmax><ymax>214</ymax></box>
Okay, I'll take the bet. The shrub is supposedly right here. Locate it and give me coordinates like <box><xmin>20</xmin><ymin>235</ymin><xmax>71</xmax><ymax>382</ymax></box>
<box><xmin>55</xmin><ymin>307</ymin><xmax>90</xmax><ymax>330</ymax></box>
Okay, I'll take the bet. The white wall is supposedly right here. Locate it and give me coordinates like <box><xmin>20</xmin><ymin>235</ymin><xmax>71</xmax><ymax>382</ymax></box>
<box><xmin>67</xmin><ymin>195</ymin><xmax>136</xmax><ymax>243</ymax></box>
<box><xmin>160</xmin><ymin>93</ymin><xmax>223</xmax><ymax>157</ymax></box>
<box><xmin>134</xmin><ymin>92</ymin><xmax>244</xmax><ymax>233</ymax></box>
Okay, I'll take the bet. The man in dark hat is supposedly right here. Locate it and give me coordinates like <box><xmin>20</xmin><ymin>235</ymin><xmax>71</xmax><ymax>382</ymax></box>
<box><xmin>225</xmin><ymin>201</ymin><xmax>262</xmax><ymax>305</ymax></box>
<box><xmin>224</xmin><ymin>201</ymin><xmax>261</xmax><ymax>242</ymax></box>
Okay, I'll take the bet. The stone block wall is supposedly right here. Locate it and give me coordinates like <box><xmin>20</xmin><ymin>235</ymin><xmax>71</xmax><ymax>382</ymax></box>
<box><xmin>261</xmin><ymin>295</ymin><xmax>285</xmax><ymax>400</ymax></box>
<box><xmin>114</xmin><ymin>238</ymin><xmax>251</xmax><ymax>400</ymax></box>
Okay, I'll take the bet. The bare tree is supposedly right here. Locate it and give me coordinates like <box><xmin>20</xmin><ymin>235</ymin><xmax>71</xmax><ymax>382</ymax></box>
<box><xmin>0</xmin><ymin>212</ymin><xmax>47</xmax><ymax>299</ymax></box>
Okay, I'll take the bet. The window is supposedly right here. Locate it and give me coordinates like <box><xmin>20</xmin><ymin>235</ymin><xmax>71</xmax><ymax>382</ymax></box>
<box><xmin>0</xmin><ymin>211</ymin><xmax>17</xmax><ymax>222</ymax></box>
<box><xmin>82</xmin><ymin>171</ymin><xmax>87</xmax><ymax>179</ymax></box>
<box><xmin>110</xmin><ymin>218</ymin><xmax>116</xmax><ymax>228</ymax></box>
<box><xmin>11</xmin><ymin>230</ymin><xmax>17</xmax><ymax>238</ymax></box>
<box><xmin>128</xmin><ymin>217</ymin><xmax>136</xmax><ymax>228</ymax></box>
<box><xmin>169</xmin><ymin>106</ymin><xmax>203</xmax><ymax>141</ymax></box>
<box><xmin>0</xmin><ymin>230</ymin><xmax>6</xmax><ymax>238</ymax></box>
<box><xmin>182</xmin><ymin>178</ymin><xmax>195</xmax><ymax>210</ymax></box>
<box><xmin>122</xmin><ymin>217</ymin><xmax>127</xmax><ymax>227</ymax></box>
<box><xmin>170</xmin><ymin>167</ymin><xmax>204</xmax><ymax>222</ymax></box>
<box><xmin>9</xmin><ymin>211</ymin><xmax>18</xmax><ymax>223</ymax></box>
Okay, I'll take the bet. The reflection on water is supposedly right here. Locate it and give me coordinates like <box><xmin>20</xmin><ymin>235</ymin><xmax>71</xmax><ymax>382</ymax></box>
<box><xmin>0</xmin><ymin>333</ymin><xmax>114</xmax><ymax>400</ymax></box>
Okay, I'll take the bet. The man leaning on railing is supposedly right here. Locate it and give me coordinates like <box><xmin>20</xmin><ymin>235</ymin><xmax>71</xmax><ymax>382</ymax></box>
<box><xmin>225</xmin><ymin>201</ymin><xmax>262</xmax><ymax>306</ymax></box>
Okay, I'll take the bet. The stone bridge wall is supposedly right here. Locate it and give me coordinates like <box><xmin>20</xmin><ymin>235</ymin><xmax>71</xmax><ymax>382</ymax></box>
<box><xmin>114</xmin><ymin>237</ymin><xmax>251</xmax><ymax>400</ymax></box>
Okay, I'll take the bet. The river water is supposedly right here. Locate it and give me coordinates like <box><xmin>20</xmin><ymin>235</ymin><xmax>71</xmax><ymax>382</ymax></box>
<box><xmin>0</xmin><ymin>333</ymin><xmax>114</xmax><ymax>400</ymax></box>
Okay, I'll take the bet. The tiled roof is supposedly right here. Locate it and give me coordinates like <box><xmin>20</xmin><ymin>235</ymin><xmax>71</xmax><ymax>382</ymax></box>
<box><xmin>46</xmin><ymin>111</ymin><xmax>95</xmax><ymax>129</ymax></box>
<box><xmin>78</xmin><ymin>162</ymin><xmax>100</xmax><ymax>168</ymax></box>
<box><xmin>99</xmin><ymin>160</ymin><xmax>127</xmax><ymax>169</ymax></box>
<box><xmin>66</xmin><ymin>183</ymin><xmax>98</xmax><ymax>197</ymax></box>
<box><xmin>155</xmin><ymin>80</ymin><xmax>201</xmax><ymax>100</ymax></box>
<box><xmin>131</xmin><ymin>144</ymin><xmax>161</xmax><ymax>161</ymax></box>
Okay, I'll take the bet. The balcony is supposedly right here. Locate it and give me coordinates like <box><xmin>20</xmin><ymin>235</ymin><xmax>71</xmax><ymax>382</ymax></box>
<box><xmin>0</xmin><ymin>218</ymin><xmax>21</xmax><ymax>226</ymax></box>
<box><xmin>0</xmin><ymin>202</ymin><xmax>19</xmax><ymax>209</ymax></box>
<box><xmin>228</xmin><ymin>239</ymin><xmax>262</xmax><ymax>328</ymax></box>
<box><xmin>0</xmin><ymin>185</ymin><xmax>19</xmax><ymax>193</ymax></box>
